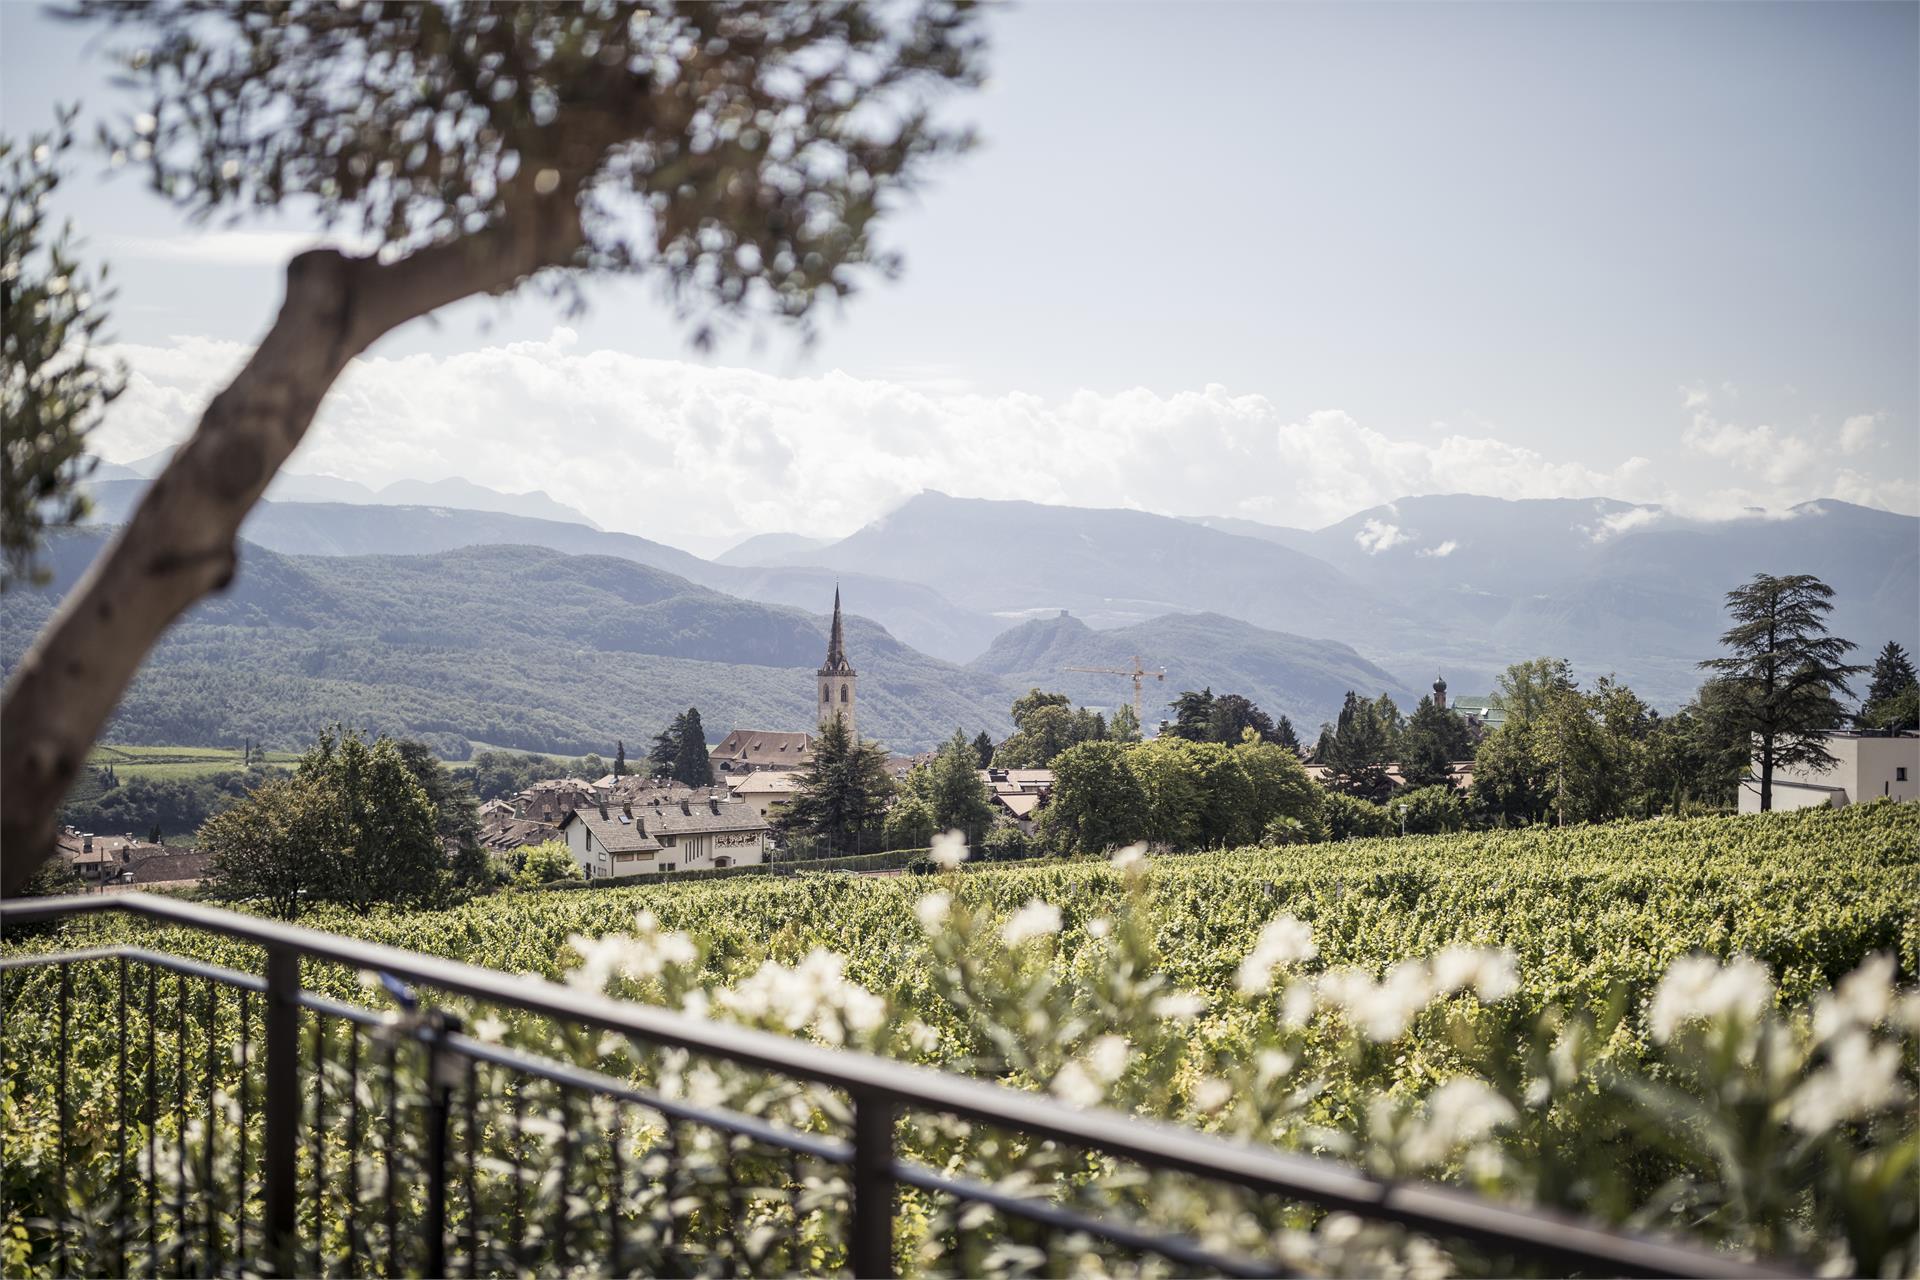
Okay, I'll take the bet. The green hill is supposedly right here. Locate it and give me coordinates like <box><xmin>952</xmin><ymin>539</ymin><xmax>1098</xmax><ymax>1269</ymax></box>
<box><xmin>2</xmin><ymin>531</ymin><xmax>1017</xmax><ymax>757</ymax></box>
<box><xmin>970</xmin><ymin>610</ymin><xmax>1417</xmax><ymax>729</ymax></box>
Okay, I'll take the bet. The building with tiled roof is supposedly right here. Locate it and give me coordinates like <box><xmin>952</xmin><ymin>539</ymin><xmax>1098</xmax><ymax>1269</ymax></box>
<box><xmin>558</xmin><ymin>794</ymin><xmax>770</xmax><ymax>881</ymax></box>
<box><xmin>710</xmin><ymin>729</ymin><xmax>816</xmax><ymax>776</ymax></box>
<box><xmin>727</xmin><ymin>770</ymin><xmax>801</xmax><ymax>821</ymax></box>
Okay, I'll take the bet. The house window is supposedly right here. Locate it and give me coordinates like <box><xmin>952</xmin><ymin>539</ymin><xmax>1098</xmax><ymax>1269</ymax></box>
<box><xmin>840</xmin><ymin>684</ymin><xmax>849</xmax><ymax>703</ymax></box>
<box><xmin>1899</xmin><ymin>767</ymin><xmax>1909</xmax><ymax>782</ymax></box>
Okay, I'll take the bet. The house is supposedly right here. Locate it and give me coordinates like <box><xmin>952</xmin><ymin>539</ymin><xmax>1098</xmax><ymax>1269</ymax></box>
<box><xmin>1738</xmin><ymin>731</ymin><xmax>1919</xmax><ymax>813</ymax></box>
<box><xmin>1450</xmin><ymin>697</ymin><xmax>1507</xmax><ymax>732</ymax></box>
<box><xmin>558</xmin><ymin>795</ymin><xmax>771</xmax><ymax>881</ymax></box>
<box><xmin>478</xmin><ymin>798</ymin><xmax>517</xmax><ymax>824</ymax></box>
<box><xmin>515</xmin><ymin>778</ymin><xmax>598</xmax><ymax>824</ymax></box>
<box><xmin>709</xmin><ymin>729</ymin><xmax>816</xmax><ymax>776</ymax></box>
<box><xmin>479</xmin><ymin>814</ymin><xmax>559</xmax><ymax>853</ymax></box>
<box><xmin>728</xmin><ymin>770</ymin><xmax>801</xmax><ymax>821</ymax></box>
<box><xmin>980</xmin><ymin>768</ymin><xmax>1055</xmax><ymax>831</ymax></box>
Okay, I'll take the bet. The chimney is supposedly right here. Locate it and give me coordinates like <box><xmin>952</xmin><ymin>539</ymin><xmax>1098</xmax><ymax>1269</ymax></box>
<box><xmin>636</xmin><ymin>816</ymin><xmax>646</xmax><ymax>836</ymax></box>
<box><xmin>680</xmin><ymin>800</ymin><xmax>692</xmax><ymax>816</ymax></box>
<box><xmin>599</xmin><ymin>802</ymin><xmax>609</xmax><ymax>820</ymax></box>
<box><xmin>708</xmin><ymin>797</ymin><xmax>721</xmax><ymax>816</ymax></box>
<box><xmin>622</xmin><ymin>802</ymin><xmax>632</xmax><ymax>819</ymax></box>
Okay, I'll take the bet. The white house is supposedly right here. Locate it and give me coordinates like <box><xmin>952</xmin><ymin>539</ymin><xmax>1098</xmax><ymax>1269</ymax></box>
<box><xmin>1738</xmin><ymin>731</ymin><xmax>1919</xmax><ymax>813</ymax></box>
<box><xmin>728</xmin><ymin>770</ymin><xmax>801</xmax><ymax>821</ymax></box>
<box><xmin>558</xmin><ymin>795</ymin><xmax>770</xmax><ymax>881</ymax></box>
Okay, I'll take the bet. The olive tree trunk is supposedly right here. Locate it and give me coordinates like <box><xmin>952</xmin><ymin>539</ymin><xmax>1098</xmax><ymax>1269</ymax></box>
<box><xmin>2</xmin><ymin>208</ymin><xmax>582</xmax><ymax>896</ymax></box>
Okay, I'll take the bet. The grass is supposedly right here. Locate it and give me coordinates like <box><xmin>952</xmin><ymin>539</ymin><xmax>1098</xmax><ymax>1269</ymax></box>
<box><xmin>86</xmin><ymin>743</ymin><xmax>303</xmax><ymax>782</ymax></box>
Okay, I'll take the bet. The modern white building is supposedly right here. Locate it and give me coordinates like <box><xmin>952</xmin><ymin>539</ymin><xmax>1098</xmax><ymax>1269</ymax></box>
<box><xmin>558</xmin><ymin>795</ymin><xmax>770</xmax><ymax>880</ymax></box>
<box><xmin>1738</xmin><ymin>732</ymin><xmax>1919</xmax><ymax>813</ymax></box>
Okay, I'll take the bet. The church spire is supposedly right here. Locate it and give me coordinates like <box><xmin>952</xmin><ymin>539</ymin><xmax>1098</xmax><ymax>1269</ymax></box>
<box><xmin>819</xmin><ymin>585</ymin><xmax>854</xmax><ymax>676</ymax></box>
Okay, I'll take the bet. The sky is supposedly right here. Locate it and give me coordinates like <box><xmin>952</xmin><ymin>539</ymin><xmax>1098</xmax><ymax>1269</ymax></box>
<box><xmin>4</xmin><ymin>2</ymin><xmax>1916</xmax><ymax>558</ymax></box>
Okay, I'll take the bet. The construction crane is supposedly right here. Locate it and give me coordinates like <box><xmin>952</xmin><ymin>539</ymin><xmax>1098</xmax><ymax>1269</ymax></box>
<box><xmin>1064</xmin><ymin>655</ymin><xmax>1167</xmax><ymax>724</ymax></box>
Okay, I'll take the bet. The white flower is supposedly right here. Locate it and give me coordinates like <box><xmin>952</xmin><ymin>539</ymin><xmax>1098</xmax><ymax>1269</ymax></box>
<box><xmin>1236</xmin><ymin>915</ymin><xmax>1320</xmax><ymax>996</ymax></box>
<box><xmin>1401</xmin><ymin>1078</ymin><xmax>1517</xmax><ymax>1167</ymax></box>
<box><xmin>930</xmin><ymin>830</ymin><xmax>970</xmax><ymax>869</ymax></box>
<box><xmin>1151</xmin><ymin>990</ymin><xmax>1207</xmax><ymax>1022</ymax></box>
<box><xmin>1813</xmin><ymin>953</ymin><xmax>1896</xmax><ymax>1041</ymax></box>
<box><xmin>133</xmin><ymin>112</ymin><xmax>157</xmax><ymax>136</ymax></box>
<box><xmin>1109</xmin><ymin>844</ymin><xmax>1148</xmax><ymax>876</ymax></box>
<box><xmin>1052</xmin><ymin>1062</ymin><xmax>1103</xmax><ymax>1108</ymax></box>
<box><xmin>1648</xmin><ymin>954</ymin><xmax>1774</xmax><ymax>1043</ymax></box>
<box><xmin>1087</xmin><ymin>917</ymin><xmax>1112</xmax><ymax>940</ymax></box>
<box><xmin>1001</xmin><ymin>899</ymin><xmax>1062</xmax><ymax>945</ymax></box>
<box><xmin>914</xmin><ymin>891</ymin><xmax>952</xmax><ymax>933</ymax></box>
<box><xmin>1255</xmin><ymin>1049</ymin><xmax>1297</xmax><ymax>1087</ymax></box>
<box><xmin>1316</xmin><ymin>962</ymin><xmax>1436</xmax><ymax>1042</ymax></box>
<box><xmin>1193</xmin><ymin>1076</ymin><xmax>1235</xmax><ymax>1114</ymax></box>
<box><xmin>1788</xmin><ymin>1029</ymin><xmax>1906</xmax><ymax>1132</ymax></box>
<box><xmin>1086</xmin><ymin>1034</ymin><xmax>1131</xmax><ymax>1082</ymax></box>
<box><xmin>1431</xmin><ymin>946</ymin><xmax>1520</xmax><ymax>1003</ymax></box>
<box><xmin>1280</xmin><ymin>981</ymin><xmax>1317</xmax><ymax>1027</ymax></box>
<box><xmin>472</xmin><ymin>1014</ymin><xmax>507</xmax><ymax>1043</ymax></box>
<box><xmin>715</xmin><ymin>948</ymin><xmax>887</xmax><ymax>1046</ymax></box>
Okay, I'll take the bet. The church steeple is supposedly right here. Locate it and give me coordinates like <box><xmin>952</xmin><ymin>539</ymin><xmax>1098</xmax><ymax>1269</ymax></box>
<box><xmin>818</xmin><ymin>586</ymin><xmax>857</xmax><ymax>737</ymax></box>
<box><xmin>820</xmin><ymin>586</ymin><xmax>853</xmax><ymax>675</ymax></box>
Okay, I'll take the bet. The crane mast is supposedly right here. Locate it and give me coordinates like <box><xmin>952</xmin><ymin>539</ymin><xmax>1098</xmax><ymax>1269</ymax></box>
<box><xmin>1062</xmin><ymin>655</ymin><xmax>1167</xmax><ymax>724</ymax></box>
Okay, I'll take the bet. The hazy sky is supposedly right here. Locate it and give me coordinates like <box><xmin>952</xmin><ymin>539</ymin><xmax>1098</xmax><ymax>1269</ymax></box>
<box><xmin>4</xmin><ymin>2</ymin><xmax>1915</xmax><ymax>556</ymax></box>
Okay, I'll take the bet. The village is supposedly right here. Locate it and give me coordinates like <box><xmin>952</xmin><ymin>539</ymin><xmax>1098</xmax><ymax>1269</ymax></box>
<box><xmin>53</xmin><ymin>585</ymin><xmax>1918</xmax><ymax>896</ymax></box>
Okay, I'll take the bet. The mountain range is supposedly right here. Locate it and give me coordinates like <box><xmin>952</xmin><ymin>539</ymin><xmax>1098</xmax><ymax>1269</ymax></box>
<box><xmin>2</xmin><ymin>531</ymin><xmax>1018</xmax><ymax>756</ymax></box>
<box><xmin>58</xmin><ymin>465</ymin><xmax>1920</xmax><ymax>741</ymax></box>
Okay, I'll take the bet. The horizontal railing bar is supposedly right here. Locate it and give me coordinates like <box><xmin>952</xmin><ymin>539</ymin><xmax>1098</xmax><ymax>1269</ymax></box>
<box><xmin>0</xmin><ymin>894</ymin><xmax>1800</xmax><ymax>1278</ymax></box>
<box><xmin>890</xmin><ymin>1161</ymin><xmax>1282</xmax><ymax>1278</ymax></box>
<box><xmin>1</xmin><ymin>944</ymin><xmax>856</xmax><ymax>1164</ymax></box>
<box><xmin>440</xmin><ymin>1029</ymin><xmax>857</xmax><ymax>1166</ymax></box>
<box><xmin>0</xmin><ymin>944</ymin><xmax>269</xmax><ymax>993</ymax></box>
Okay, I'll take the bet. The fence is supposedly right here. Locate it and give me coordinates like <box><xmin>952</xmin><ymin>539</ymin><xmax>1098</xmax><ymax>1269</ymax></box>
<box><xmin>0</xmin><ymin>893</ymin><xmax>1794</xmax><ymax>1278</ymax></box>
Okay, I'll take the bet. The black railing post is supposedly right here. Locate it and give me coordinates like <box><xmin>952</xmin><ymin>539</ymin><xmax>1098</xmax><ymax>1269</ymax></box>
<box><xmin>262</xmin><ymin>946</ymin><xmax>300</xmax><ymax>1275</ymax></box>
<box><xmin>423</xmin><ymin>1012</ymin><xmax>460</xmax><ymax>1280</ymax></box>
<box><xmin>848</xmin><ymin>1088</ymin><xmax>896</xmax><ymax>1279</ymax></box>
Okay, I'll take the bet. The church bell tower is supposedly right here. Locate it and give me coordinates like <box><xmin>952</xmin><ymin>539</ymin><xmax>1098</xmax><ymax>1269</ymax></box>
<box><xmin>818</xmin><ymin>587</ymin><xmax>857</xmax><ymax>739</ymax></box>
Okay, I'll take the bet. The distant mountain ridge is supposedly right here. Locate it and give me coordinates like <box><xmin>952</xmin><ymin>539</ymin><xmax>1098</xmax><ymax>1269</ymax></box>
<box><xmin>2</xmin><ymin>530</ymin><xmax>1021</xmax><ymax>757</ymax></box>
<box><xmin>745</xmin><ymin>490</ymin><xmax>1920</xmax><ymax>706</ymax></box>
<box><xmin>104</xmin><ymin>451</ymin><xmax>604</xmax><ymax>529</ymax></box>
<box><xmin>79</xmin><ymin>480</ymin><xmax>1003</xmax><ymax>663</ymax></box>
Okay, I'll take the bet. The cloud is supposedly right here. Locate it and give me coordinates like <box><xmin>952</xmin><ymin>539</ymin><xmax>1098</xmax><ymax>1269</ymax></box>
<box><xmin>1583</xmin><ymin>507</ymin><xmax>1668</xmax><ymax>543</ymax></box>
<box><xmin>88</xmin><ymin>333</ymin><xmax>1914</xmax><ymax>549</ymax></box>
<box><xmin>1416</xmin><ymin>539</ymin><xmax>1458</xmax><ymax>558</ymax></box>
<box><xmin>1839</xmin><ymin>413</ymin><xmax>1880</xmax><ymax>455</ymax></box>
<box><xmin>1353</xmin><ymin>519</ymin><xmax>1409</xmax><ymax>554</ymax></box>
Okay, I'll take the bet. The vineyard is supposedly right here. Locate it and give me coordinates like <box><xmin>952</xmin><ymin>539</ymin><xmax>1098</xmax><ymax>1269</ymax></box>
<box><xmin>4</xmin><ymin>802</ymin><xmax>1917</xmax><ymax>1276</ymax></box>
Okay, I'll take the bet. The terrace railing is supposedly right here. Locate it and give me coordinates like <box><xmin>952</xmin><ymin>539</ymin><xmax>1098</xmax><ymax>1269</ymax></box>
<box><xmin>0</xmin><ymin>893</ymin><xmax>1794</xmax><ymax>1278</ymax></box>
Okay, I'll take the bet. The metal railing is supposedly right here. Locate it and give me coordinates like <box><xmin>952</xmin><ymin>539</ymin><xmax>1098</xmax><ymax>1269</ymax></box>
<box><xmin>0</xmin><ymin>893</ymin><xmax>1793</xmax><ymax>1278</ymax></box>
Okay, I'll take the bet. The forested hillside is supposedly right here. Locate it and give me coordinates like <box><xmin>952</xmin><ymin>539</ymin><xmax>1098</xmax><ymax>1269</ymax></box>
<box><xmin>971</xmin><ymin>610</ymin><xmax>1416</xmax><ymax>728</ymax></box>
<box><xmin>2</xmin><ymin>531</ymin><xmax>1017</xmax><ymax>756</ymax></box>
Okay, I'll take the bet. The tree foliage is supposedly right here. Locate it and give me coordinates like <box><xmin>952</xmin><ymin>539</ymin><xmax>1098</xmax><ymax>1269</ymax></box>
<box><xmin>1</xmin><ymin>111</ymin><xmax>123</xmax><ymax>589</ymax></box>
<box><xmin>201</xmin><ymin>728</ymin><xmax>446</xmax><ymax>917</ymax></box>
<box><xmin>1318</xmin><ymin>691</ymin><xmax>1393</xmax><ymax>800</ymax></box>
<box><xmin>905</xmin><ymin>731</ymin><xmax>994</xmax><ymax>840</ymax></box>
<box><xmin>1858</xmin><ymin>641</ymin><xmax>1919</xmax><ymax>733</ymax></box>
<box><xmin>775</xmin><ymin>714</ymin><xmax>893</xmax><ymax>851</ymax></box>
<box><xmin>1700</xmin><ymin>574</ymin><xmax>1861</xmax><ymax>811</ymax></box>
<box><xmin>993</xmin><ymin>689</ymin><xmax>1105</xmax><ymax>768</ymax></box>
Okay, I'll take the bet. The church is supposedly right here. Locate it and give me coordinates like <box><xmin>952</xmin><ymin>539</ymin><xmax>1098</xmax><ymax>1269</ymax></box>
<box><xmin>708</xmin><ymin>588</ymin><xmax>859</xmax><ymax>776</ymax></box>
